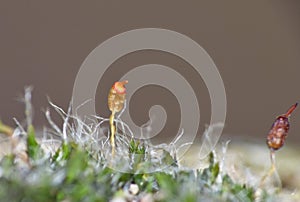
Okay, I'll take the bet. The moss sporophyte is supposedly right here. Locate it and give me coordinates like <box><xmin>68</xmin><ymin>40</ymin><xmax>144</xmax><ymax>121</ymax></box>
<box><xmin>108</xmin><ymin>80</ymin><xmax>128</xmax><ymax>157</ymax></box>
<box><xmin>260</xmin><ymin>103</ymin><xmax>298</xmax><ymax>189</ymax></box>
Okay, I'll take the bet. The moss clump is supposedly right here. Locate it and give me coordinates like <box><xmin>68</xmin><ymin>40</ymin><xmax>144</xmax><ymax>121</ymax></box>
<box><xmin>0</xmin><ymin>88</ymin><xmax>279</xmax><ymax>201</ymax></box>
<box><xmin>0</xmin><ymin>131</ymin><xmax>260</xmax><ymax>201</ymax></box>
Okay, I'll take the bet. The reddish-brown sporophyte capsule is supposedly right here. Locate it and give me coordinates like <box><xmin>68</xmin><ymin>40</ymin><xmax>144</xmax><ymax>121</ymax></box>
<box><xmin>266</xmin><ymin>103</ymin><xmax>298</xmax><ymax>151</ymax></box>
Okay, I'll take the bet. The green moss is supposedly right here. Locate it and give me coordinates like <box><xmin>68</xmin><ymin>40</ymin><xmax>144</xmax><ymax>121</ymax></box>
<box><xmin>0</xmin><ymin>89</ymin><xmax>275</xmax><ymax>201</ymax></box>
<box><xmin>0</xmin><ymin>141</ymin><xmax>268</xmax><ymax>201</ymax></box>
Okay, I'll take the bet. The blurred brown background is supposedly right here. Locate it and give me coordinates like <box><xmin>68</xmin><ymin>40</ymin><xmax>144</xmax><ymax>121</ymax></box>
<box><xmin>0</xmin><ymin>1</ymin><xmax>300</xmax><ymax>145</ymax></box>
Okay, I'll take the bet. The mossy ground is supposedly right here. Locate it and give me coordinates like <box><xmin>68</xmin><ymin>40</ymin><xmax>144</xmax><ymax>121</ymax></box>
<box><xmin>0</xmin><ymin>89</ymin><xmax>299</xmax><ymax>202</ymax></box>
